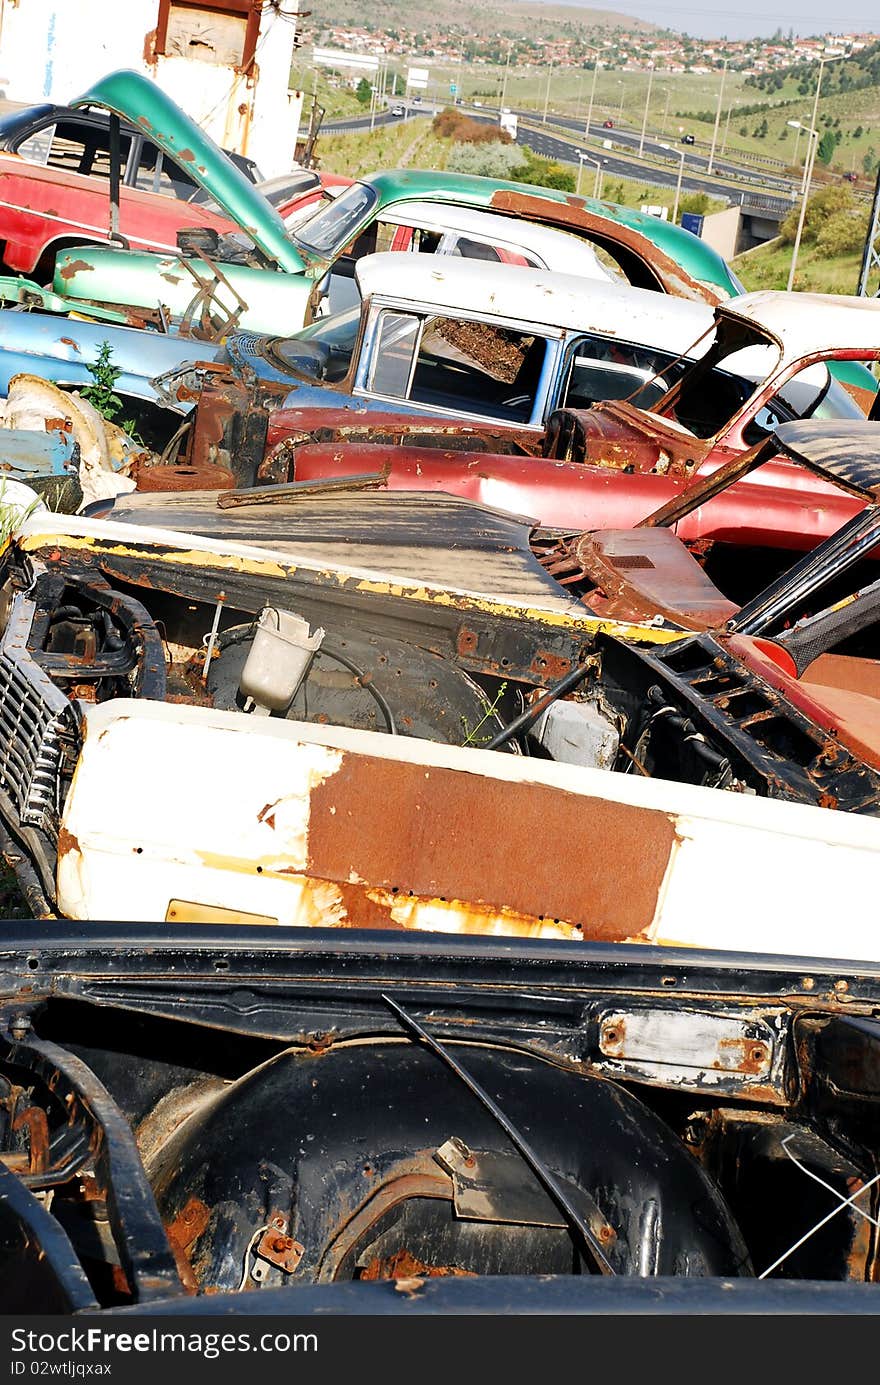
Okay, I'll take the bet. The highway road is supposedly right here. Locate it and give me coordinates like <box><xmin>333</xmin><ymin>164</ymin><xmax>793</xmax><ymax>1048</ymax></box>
<box><xmin>323</xmin><ymin>102</ymin><xmax>797</xmax><ymax>208</ymax></box>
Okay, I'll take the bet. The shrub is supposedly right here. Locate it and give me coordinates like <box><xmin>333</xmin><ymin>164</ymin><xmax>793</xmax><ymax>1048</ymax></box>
<box><xmin>678</xmin><ymin>192</ymin><xmax>711</xmax><ymax>216</ymax></box>
<box><xmin>446</xmin><ymin>141</ymin><xmax>525</xmax><ymax>179</ymax></box>
<box><xmin>432</xmin><ymin>108</ymin><xmax>510</xmax><ymax>145</ymax></box>
<box><xmin>815</xmin><ymin>209</ymin><xmax>870</xmax><ymax>256</ymax></box>
<box><xmin>779</xmin><ymin>184</ymin><xmax>856</xmax><ymax>244</ymax></box>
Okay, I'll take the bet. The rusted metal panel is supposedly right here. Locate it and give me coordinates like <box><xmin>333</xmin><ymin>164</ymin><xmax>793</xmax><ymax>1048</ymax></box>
<box><xmin>303</xmin><ymin>749</ymin><xmax>676</xmax><ymax>942</ymax></box>
<box><xmin>488</xmin><ymin>190</ymin><xmax>723</xmax><ymax>305</ymax></box>
<box><xmin>569</xmin><ymin>529</ymin><xmax>740</xmax><ymax>629</ymax></box>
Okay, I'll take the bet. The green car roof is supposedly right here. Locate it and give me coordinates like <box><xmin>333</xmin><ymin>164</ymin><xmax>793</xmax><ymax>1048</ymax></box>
<box><xmin>308</xmin><ymin>169</ymin><xmax>743</xmax><ymax>301</ymax></box>
<box><xmin>71</xmin><ymin>69</ymin><xmax>304</xmax><ymax>275</ymax></box>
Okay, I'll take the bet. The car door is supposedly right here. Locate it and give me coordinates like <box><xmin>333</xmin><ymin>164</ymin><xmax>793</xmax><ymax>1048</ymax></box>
<box><xmin>357</xmin><ymin>303</ymin><xmax>553</xmax><ymax>427</ymax></box>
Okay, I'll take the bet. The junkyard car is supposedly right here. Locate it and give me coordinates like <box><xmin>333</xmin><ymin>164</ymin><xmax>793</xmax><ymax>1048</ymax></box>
<box><xmin>47</xmin><ymin>78</ymin><xmax>749</xmax><ymax>338</ymax></box>
<box><xmin>4</xmin><ymin>926</ymin><xmax>880</xmax><ymax>1310</ymax></box>
<box><xmin>0</xmin><ymin>97</ymin><xmax>261</xmax><ymax>192</ymax></box>
<box><xmin>171</xmin><ymin>258</ymin><xmax>875</xmax><ymax>557</ymax></box>
<box><xmin>164</xmin><ymin>253</ymin><xmax>718</xmax><ymax>489</ymax></box>
<box><xmin>2</xmin><ymin>418</ymin><xmax>880</xmax><ymax>926</ymax></box>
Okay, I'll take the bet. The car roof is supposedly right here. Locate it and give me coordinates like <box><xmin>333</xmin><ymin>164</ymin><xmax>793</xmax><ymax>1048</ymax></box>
<box><xmin>357</xmin><ymin>169</ymin><xmax>742</xmax><ymax>300</ymax></box>
<box><xmin>721</xmin><ymin>290</ymin><xmax>880</xmax><ymax>359</ymax></box>
<box><xmin>374</xmin><ymin>201</ymin><xmax>614</xmax><ymax>280</ymax></box>
<box><xmin>354</xmin><ymin>252</ymin><xmax>714</xmax><ymax>349</ymax></box>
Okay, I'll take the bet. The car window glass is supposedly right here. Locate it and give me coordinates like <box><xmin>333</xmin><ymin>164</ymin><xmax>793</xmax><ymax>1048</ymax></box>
<box><xmin>293</xmin><ymin>182</ymin><xmax>379</xmax><ymax>258</ymax></box>
<box><xmin>285</xmin><ymin>304</ymin><xmax>361</xmax><ymax>383</ymax></box>
<box><xmin>408</xmin><ymin>318</ymin><xmax>546</xmax><ymax>422</ymax></box>
<box><xmin>133</xmin><ymin>141</ymin><xmax>197</xmax><ymax>199</ymax></box>
<box><xmin>44</xmin><ymin>120</ymin><xmax>132</xmax><ymax>180</ymax></box>
<box><xmin>16</xmin><ymin>123</ymin><xmax>55</xmax><ymax>165</ymax></box>
<box><xmin>563</xmin><ymin>335</ymin><xmax>686</xmax><ymax>410</ymax></box>
<box><xmin>368</xmin><ymin>310</ymin><xmax>420</xmax><ymax>396</ymax></box>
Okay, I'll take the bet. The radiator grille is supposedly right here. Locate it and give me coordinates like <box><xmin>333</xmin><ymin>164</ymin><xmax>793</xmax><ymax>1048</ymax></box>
<box><xmin>0</xmin><ymin>599</ymin><xmax>76</xmax><ymax>837</ymax></box>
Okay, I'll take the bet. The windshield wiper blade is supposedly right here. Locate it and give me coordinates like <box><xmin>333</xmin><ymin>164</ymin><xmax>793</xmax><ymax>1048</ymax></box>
<box><xmin>381</xmin><ymin>992</ymin><xmax>617</xmax><ymax>1275</ymax></box>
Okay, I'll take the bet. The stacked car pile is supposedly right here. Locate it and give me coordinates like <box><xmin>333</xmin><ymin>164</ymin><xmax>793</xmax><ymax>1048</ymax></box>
<box><xmin>0</xmin><ymin>69</ymin><xmax>879</xmax><ymax>1316</ymax></box>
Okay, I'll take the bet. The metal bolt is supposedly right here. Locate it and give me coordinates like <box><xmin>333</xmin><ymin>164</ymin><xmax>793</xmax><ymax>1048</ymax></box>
<box><xmin>9</xmin><ymin>1014</ymin><xmax>31</xmax><ymax>1040</ymax></box>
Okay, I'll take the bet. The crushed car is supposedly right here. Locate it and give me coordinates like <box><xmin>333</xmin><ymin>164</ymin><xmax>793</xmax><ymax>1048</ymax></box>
<box><xmin>4</xmin><ymin>927</ymin><xmax>880</xmax><ymax>1311</ymax></box>
<box><xmin>160</xmin><ymin>253</ymin><xmax>719</xmax><ymax>488</ymax></box>
<box><xmin>2</xmin><ymin>419</ymin><xmax>880</xmax><ymax>927</ymax></box>
<box><xmin>166</xmin><ymin>259</ymin><xmax>878</xmax><ymax>557</ymax></box>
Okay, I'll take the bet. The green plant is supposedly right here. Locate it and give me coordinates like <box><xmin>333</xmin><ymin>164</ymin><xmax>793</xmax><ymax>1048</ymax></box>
<box><xmin>460</xmin><ymin>682</ymin><xmax>507</xmax><ymax>746</ymax></box>
<box><xmin>81</xmin><ymin>341</ymin><xmax>142</xmax><ymax>442</ymax></box>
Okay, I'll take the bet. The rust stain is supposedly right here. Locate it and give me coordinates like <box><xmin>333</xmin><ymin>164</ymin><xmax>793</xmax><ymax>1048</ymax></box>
<box><xmin>306</xmin><ymin>755</ymin><xmax>676</xmax><ymax>941</ymax></box>
<box><xmin>716</xmin><ymin>1037</ymin><xmax>771</xmax><ymax>1075</ymax></box>
<box><xmin>360</xmin><ymin>1249</ymin><xmax>475</xmax><ymax>1281</ymax></box>
<box><xmin>56</xmin><ymin>825</ymin><xmax>80</xmax><ymax>862</ymax></box>
<box><xmin>57</xmin><ymin>259</ymin><xmax>94</xmax><ymax>280</ymax></box>
<box><xmin>11</xmin><ymin>1106</ymin><xmax>49</xmax><ymax>1175</ymax></box>
<box><xmin>165</xmin><ymin>1195</ymin><xmax>210</xmax><ymax>1294</ymax></box>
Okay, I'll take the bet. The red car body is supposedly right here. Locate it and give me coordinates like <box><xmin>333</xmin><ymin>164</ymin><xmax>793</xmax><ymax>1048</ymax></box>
<box><xmin>0</xmin><ymin>152</ymin><xmax>237</xmax><ymax>277</ymax></box>
<box><xmin>264</xmin><ymin>403</ymin><xmax>865</xmax><ymax>556</ymax></box>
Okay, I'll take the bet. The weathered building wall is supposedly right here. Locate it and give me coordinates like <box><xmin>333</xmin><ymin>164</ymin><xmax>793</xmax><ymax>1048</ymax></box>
<box><xmin>0</xmin><ymin>0</ymin><xmax>303</xmax><ymax>177</ymax></box>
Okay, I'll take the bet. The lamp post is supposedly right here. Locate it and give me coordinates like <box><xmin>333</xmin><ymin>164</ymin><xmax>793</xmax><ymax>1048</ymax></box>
<box><xmin>802</xmin><ymin>55</ymin><xmax>828</xmax><ymax>194</ymax></box>
<box><xmin>659</xmin><ymin>141</ymin><xmax>685</xmax><ymax>223</ymax></box>
<box><xmin>500</xmin><ymin>44</ymin><xmax>512</xmax><ymax>108</ymax></box>
<box><xmin>706</xmin><ymin>57</ymin><xmax>728</xmax><ymax>176</ymax></box>
<box><xmin>543</xmin><ymin>62</ymin><xmax>554</xmax><ymax>124</ymax></box>
<box><xmin>583</xmin><ymin>44</ymin><xmax>604</xmax><ymax>140</ymax></box>
<box><xmin>577</xmin><ymin>151</ymin><xmax>603</xmax><ymax>199</ymax></box>
<box><xmin>638</xmin><ymin>60</ymin><xmax>654</xmax><ymax>159</ymax></box>
<box><xmin>786</xmin><ymin>120</ymin><xmax>819</xmax><ymax>292</ymax></box>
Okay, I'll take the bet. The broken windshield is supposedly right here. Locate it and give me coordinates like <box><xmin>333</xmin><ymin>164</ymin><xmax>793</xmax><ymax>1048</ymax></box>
<box><xmin>293</xmin><ymin>182</ymin><xmax>379</xmax><ymax>259</ymax></box>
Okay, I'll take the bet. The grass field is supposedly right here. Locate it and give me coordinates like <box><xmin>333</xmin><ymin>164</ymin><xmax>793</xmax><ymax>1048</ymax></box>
<box><xmin>299</xmin><ymin>53</ymin><xmax>880</xmax><ymax>185</ymax></box>
<box><xmin>732</xmin><ymin>237</ymin><xmax>875</xmax><ymax>295</ymax></box>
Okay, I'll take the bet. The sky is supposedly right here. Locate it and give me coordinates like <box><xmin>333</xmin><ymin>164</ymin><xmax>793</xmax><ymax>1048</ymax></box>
<box><xmin>561</xmin><ymin>0</ymin><xmax>880</xmax><ymax>40</ymax></box>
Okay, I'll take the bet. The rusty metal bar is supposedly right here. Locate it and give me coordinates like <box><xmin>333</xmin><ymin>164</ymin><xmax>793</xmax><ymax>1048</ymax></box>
<box><xmin>217</xmin><ymin>472</ymin><xmax>389</xmax><ymax>509</ymax></box>
<box><xmin>636</xmin><ymin>437</ymin><xmax>773</xmax><ymax>530</ymax></box>
<box><xmin>484</xmin><ymin>663</ymin><xmax>591</xmax><ymax>750</ymax></box>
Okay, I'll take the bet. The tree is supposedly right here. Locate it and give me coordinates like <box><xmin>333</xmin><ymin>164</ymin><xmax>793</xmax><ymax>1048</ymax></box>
<box><xmin>817</xmin><ymin>130</ymin><xmax>837</xmax><ymax>165</ymax></box>
<box><xmin>355</xmin><ymin>77</ymin><xmax>372</xmax><ymax>106</ymax></box>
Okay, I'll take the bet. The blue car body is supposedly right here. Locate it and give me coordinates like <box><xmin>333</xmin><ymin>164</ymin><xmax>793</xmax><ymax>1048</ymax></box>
<box><xmin>0</xmin><ymin>310</ymin><xmax>222</xmax><ymax>407</ymax></box>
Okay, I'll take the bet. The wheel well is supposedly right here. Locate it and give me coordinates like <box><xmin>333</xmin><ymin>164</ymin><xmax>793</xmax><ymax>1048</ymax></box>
<box><xmin>32</xmin><ymin>236</ymin><xmax>105</xmax><ymax>289</ymax></box>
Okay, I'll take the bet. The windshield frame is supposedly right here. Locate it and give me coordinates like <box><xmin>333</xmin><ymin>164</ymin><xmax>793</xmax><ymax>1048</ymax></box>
<box><xmin>292</xmin><ymin>182</ymin><xmax>380</xmax><ymax>262</ymax></box>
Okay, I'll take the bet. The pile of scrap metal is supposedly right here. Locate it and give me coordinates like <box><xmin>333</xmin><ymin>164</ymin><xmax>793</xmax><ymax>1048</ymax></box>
<box><xmin>157</xmin><ymin>260</ymin><xmax>880</xmax><ymax>561</ymax></box>
<box><xmin>2</xmin><ymin>927</ymin><xmax>880</xmax><ymax>1311</ymax></box>
<box><xmin>0</xmin><ymin>416</ymin><xmax>879</xmax><ymax>939</ymax></box>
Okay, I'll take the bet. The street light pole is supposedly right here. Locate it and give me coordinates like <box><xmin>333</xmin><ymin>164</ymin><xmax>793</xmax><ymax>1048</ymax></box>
<box><xmin>638</xmin><ymin>61</ymin><xmax>654</xmax><ymax>158</ymax></box>
<box><xmin>803</xmin><ymin>55</ymin><xmax>828</xmax><ymax>195</ymax></box>
<box><xmin>500</xmin><ymin>45</ymin><xmax>511</xmax><ymax>107</ymax></box>
<box><xmin>543</xmin><ymin>62</ymin><xmax>553</xmax><ymax>124</ymax></box>
<box><xmin>577</xmin><ymin>151</ymin><xmax>603</xmax><ymax>199</ymax></box>
<box><xmin>584</xmin><ymin>45</ymin><xmax>601</xmax><ymax>139</ymax></box>
<box><xmin>787</xmin><ymin>120</ymin><xmax>819</xmax><ymax>291</ymax></box>
<box><xmin>660</xmin><ymin>142</ymin><xmax>685</xmax><ymax>222</ymax></box>
<box><xmin>707</xmin><ymin>58</ymin><xmax>727</xmax><ymax>176</ymax></box>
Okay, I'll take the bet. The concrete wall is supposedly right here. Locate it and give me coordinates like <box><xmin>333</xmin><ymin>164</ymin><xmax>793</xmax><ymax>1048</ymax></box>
<box><xmin>698</xmin><ymin>205</ymin><xmax>740</xmax><ymax>261</ymax></box>
<box><xmin>0</xmin><ymin>0</ymin><xmax>303</xmax><ymax>177</ymax></box>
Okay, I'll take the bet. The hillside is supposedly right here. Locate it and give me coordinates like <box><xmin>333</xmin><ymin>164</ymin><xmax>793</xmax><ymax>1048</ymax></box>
<box><xmin>306</xmin><ymin>0</ymin><xmax>658</xmax><ymax>41</ymax></box>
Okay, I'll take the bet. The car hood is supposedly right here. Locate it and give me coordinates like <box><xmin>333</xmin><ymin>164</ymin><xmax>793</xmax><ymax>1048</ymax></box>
<box><xmin>71</xmin><ymin>69</ymin><xmax>305</xmax><ymax>274</ymax></box>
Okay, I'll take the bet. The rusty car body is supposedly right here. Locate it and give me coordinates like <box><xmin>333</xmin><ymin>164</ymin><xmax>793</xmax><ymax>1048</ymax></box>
<box><xmin>5</xmin><ymin>927</ymin><xmax>880</xmax><ymax>1311</ymax></box>
<box><xmin>1</xmin><ymin>419</ymin><xmax>880</xmax><ymax>928</ymax></box>
<box><xmin>160</xmin><ymin>253</ymin><xmax>720</xmax><ymax>490</ymax></box>
<box><xmin>48</xmin><ymin>161</ymin><xmax>748</xmax><ymax>341</ymax></box>
<box><xmin>243</xmin><ymin>284</ymin><xmax>880</xmax><ymax>557</ymax></box>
